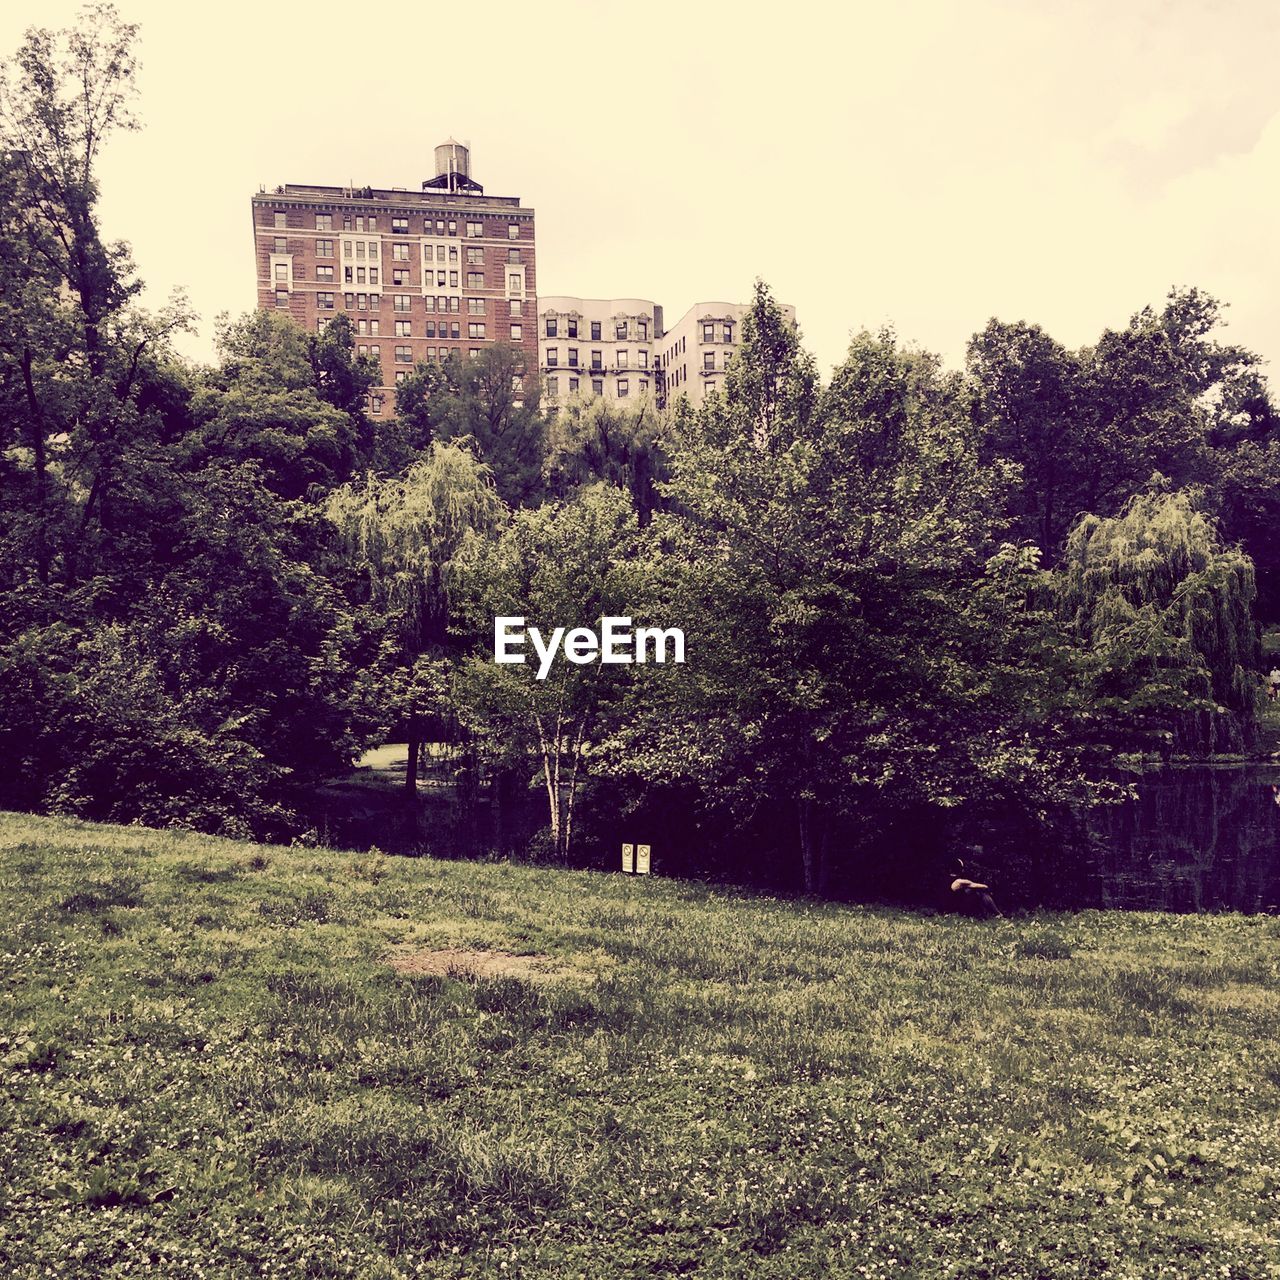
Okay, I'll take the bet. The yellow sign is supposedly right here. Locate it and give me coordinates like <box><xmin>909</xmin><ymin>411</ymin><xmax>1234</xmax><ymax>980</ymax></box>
<box><xmin>636</xmin><ymin>844</ymin><xmax>651</xmax><ymax>875</ymax></box>
<box><xmin>621</xmin><ymin>843</ymin><xmax>635</xmax><ymax>873</ymax></box>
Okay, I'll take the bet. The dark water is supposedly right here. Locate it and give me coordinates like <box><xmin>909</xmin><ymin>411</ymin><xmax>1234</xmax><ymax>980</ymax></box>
<box><xmin>1067</xmin><ymin>764</ymin><xmax>1280</xmax><ymax>913</ymax></box>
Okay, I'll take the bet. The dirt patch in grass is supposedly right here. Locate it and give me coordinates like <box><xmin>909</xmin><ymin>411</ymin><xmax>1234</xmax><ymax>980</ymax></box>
<box><xmin>388</xmin><ymin>946</ymin><xmax>567</xmax><ymax>982</ymax></box>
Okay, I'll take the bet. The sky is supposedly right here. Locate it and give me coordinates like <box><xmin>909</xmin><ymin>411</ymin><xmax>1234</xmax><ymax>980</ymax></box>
<box><xmin>3</xmin><ymin>0</ymin><xmax>1278</xmax><ymax>382</ymax></box>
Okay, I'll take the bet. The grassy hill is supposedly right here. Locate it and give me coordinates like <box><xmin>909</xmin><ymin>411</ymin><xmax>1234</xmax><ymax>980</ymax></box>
<box><xmin>1</xmin><ymin>812</ymin><xmax>1278</xmax><ymax>1279</ymax></box>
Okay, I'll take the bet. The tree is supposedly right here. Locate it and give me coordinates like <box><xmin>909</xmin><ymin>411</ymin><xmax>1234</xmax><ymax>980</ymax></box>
<box><xmin>453</xmin><ymin>485</ymin><xmax>644</xmax><ymax>860</ymax></box>
<box><xmin>607</xmin><ymin>287</ymin><xmax>1094</xmax><ymax>895</ymax></box>
<box><xmin>1053</xmin><ymin>486</ymin><xmax>1260</xmax><ymax>756</ymax></box>
<box><xmin>543</xmin><ymin>393</ymin><xmax>668</xmax><ymax>522</ymax></box>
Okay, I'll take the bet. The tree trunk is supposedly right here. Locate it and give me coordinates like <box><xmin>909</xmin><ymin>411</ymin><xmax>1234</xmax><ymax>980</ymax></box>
<box><xmin>798</xmin><ymin>798</ymin><xmax>826</xmax><ymax>896</ymax></box>
<box><xmin>404</xmin><ymin>738</ymin><xmax>419</xmax><ymax>795</ymax></box>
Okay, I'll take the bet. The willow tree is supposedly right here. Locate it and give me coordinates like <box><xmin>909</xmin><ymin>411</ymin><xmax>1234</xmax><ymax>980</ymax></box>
<box><xmin>1055</xmin><ymin>486</ymin><xmax>1260</xmax><ymax>756</ymax></box>
<box><xmin>326</xmin><ymin>442</ymin><xmax>504</xmax><ymax>790</ymax></box>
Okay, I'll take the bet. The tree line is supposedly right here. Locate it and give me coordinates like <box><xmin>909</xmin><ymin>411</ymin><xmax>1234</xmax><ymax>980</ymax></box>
<box><xmin>1</xmin><ymin>8</ymin><xmax>1274</xmax><ymax>894</ymax></box>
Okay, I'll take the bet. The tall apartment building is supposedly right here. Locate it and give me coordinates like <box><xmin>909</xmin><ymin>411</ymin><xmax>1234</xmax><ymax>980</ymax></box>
<box><xmin>537</xmin><ymin>297</ymin><xmax>662</xmax><ymax>405</ymax></box>
<box><xmin>251</xmin><ymin>141</ymin><xmax>536</xmax><ymax>416</ymax></box>
<box><xmin>657</xmin><ymin>301</ymin><xmax>797</xmax><ymax>410</ymax></box>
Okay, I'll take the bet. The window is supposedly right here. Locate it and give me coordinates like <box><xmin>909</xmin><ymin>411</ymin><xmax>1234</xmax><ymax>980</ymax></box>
<box><xmin>370</xmin><ymin>344</ymin><xmax>380</xmax><ymax>359</ymax></box>
<box><xmin>507</xmin><ymin>247</ymin><xmax>521</xmax><ymax>263</ymax></box>
<box><xmin>370</xmin><ymin>294</ymin><xmax>381</xmax><ymax>308</ymax></box>
<box><xmin>437</xmin><ymin>271</ymin><xmax>446</xmax><ymax>287</ymax></box>
<box><xmin>546</xmin><ymin>348</ymin><xmax>559</xmax><ymax>367</ymax></box>
<box><xmin>591</xmin><ymin>350</ymin><xmax>602</xmax><ymax>370</ymax></box>
<box><xmin>437</xmin><ymin>295</ymin><xmax>448</xmax><ymax>311</ymax></box>
<box><xmin>448</xmin><ymin>245</ymin><xmax>458</xmax><ymax>263</ymax></box>
<box><xmin>723</xmin><ymin>323</ymin><xmax>733</xmax><ymax>343</ymax></box>
<box><xmin>546</xmin><ymin>318</ymin><xmax>557</xmax><ymax>338</ymax></box>
<box><xmin>393</xmin><ymin>269</ymin><xmax>409</xmax><ymax>285</ymax></box>
<box><xmin>392</xmin><ymin>216</ymin><xmax>408</xmax><ymax>234</ymax></box>
<box><xmin>591</xmin><ymin>321</ymin><xmax>601</xmax><ymax>340</ymax></box>
<box><xmin>468</xmin><ymin>298</ymin><xmax>485</xmax><ymax>314</ymax></box>
<box><xmin>450</xmin><ymin>321</ymin><xmax>460</xmax><ymax>338</ymax></box>
<box><xmin>435</xmin><ymin>220</ymin><xmax>445</xmax><ymax>235</ymax></box>
<box><xmin>316</xmin><ymin>239</ymin><xmax>333</xmax><ymax>257</ymax></box>
<box><xmin>507</xmin><ymin>273</ymin><xmax>522</xmax><ymax>294</ymax></box>
<box><xmin>370</xmin><ymin>319</ymin><xmax>380</xmax><ymax>335</ymax></box>
<box><xmin>274</xmin><ymin>289</ymin><xmax>288</xmax><ymax>308</ymax></box>
<box><xmin>394</xmin><ymin>295</ymin><xmax>411</xmax><ymax>312</ymax></box>
<box><xmin>616</xmin><ymin>321</ymin><xmax>627</xmax><ymax>340</ymax></box>
<box><xmin>447</xmin><ymin>220</ymin><xmax>457</xmax><ymax>236</ymax></box>
<box><xmin>392</xmin><ymin>243</ymin><xmax>409</xmax><ymax>261</ymax></box>
<box><xmin>510</xmin><ymin>324</ymin><xmax>522</xmax><ymax>340</ymax></box>
<box><xmin>316</xmin><ymin>213</ymin><xmax>333</xmax><ymax>231</ymax></box>
<box><xmin>425</xmin><ymin>321</ymin><xmax>436</xmax><ymax>337</ymax></box>
<box><xmin>395</xmin><ymin>345</ymin><xmax>412</xmax><ymax>362</ymax></box>
<box><xmin>316</xmin><ymin>292</ymin><xmax>334</xmax><ymax>310</ymax></box>
<box><xmin>467</xmin><ymin>246</ymin><xmax>483</xmax><ymax>265</ymax></box>
<box><xmin>395</xmin><ymin>320</ymin><xmax>411</xmax><ymax>337</ymax></box>
<box><xmin>344</xmin><ymin>241</ymin><xmax>353</xmax><ymax>258</ymax></box>
<box><xmin>704</xmin><ymin>352</ymin><xmax>715</xmax><ymax>371</ymax></box>
<box><xmin>567</xmin><ymin>319</ymin><xmax>578</xmax><ymax>338</ymax></box>
<box><xmin>569</xmin><ymin>377</ymin><xmax>579</xmax><ymax>393</ymax></box>
<box><xmin>357</xmin><ymin>320</ymin><xmax>369</xmax><ymax>335</ymax></box>
<box><xmin>469</xmin><ymin>349</ymin><xmax>481</xmax><ymax>360</ymax></box>
<box><xmin>546</xmin><ymin>376</ymin><xmax>559</xmax><ymax>397</ymax></box>
<box><xmin>273</xmin><ymin>211</ymin><xmax>286</xmax><ymax>228</ymax></box>
<box><xmin>639</xmin><ymin>321</ymin><xmax>648</xmax><ymax>340</ymax></box>
<box><xmin>395</xmin><ymin>370</ymin><xmax>408</xmax><ymax>385</ymax></box>
<box><xmin>617</xmin><ymin>350</ymin><xmax>628</xmax><ymax>369</ymax></box>
<box><xmin>466</xmin><ymin>220</ymin><xmax>483</xmax><ymax>237</ymax></box>
<box><xmin>592</xmin><ymin>379</ymin><xmax>603</xmax><ymax>396</ymax></box>
<box><xmin>467</xmin><ymin>272</ymin><xmax>484</xmax><ymax>288</ymax></box>
<box><xmin>512</xmin><ymin>374</ymin><xmax>524</xmax><ymax>392</ymax></box>
<box><xmin>468</xmin><ymin>323</ymin><xmax>486</xmax><ymax>338</ymax></box>
<box><xmin>356</xmin><ymin>217</ymin><xmax>365</xmax><ymax>232</ymax></box>
<box><xmin>436</xmin><ymin>245</ymin><xmax>446</xmax><ymax>262</ymax></box>
<box><xmin>316</xmin><ymin>265</ymin><xmax>334</xmax><ymax>282</ymax></box>
<box><xmin>706</xmin><ymin>382</ymin><xmax>716</xmax><ymax>395</ymax></box>
<box><xmin>640</xmin><ymin>379</ymin><xmax>649</xmax><ymax>393</ymax></box>
<box><xmin>723</xmin><ymin>349</ymin><xmax>732</xmax><ymax>365</ymax></box>
<box><xmin>356</xmin><ymin>267</ymin><xmax>367</xmax><ymax>284</ymax></box>
<box><xmin>567</xmin><ymin>348</ymin><xmax>578</xmax><ymax>367</ymax></box>
<box><xmin>273</xmin><ymin>236</ymin><xmax>287</xmax><ymax>254</ymax></box>
<box><xmin>639</xmin><ymin>350</ymin><xmax>649</xmax><ymax>368</ymax></box>
<box><xmin>369</xmin><ymin>269</ymin><xmax>379</xmax><ymax>285</ymax></box>
<box><xmin>703</xmin><ymin>323</ymin><xmax>714</xmax><ymax>342</ymax></box>
<box><xmin>356</xmin><ymin>242</ymin><xmax>366</xmax><ymax>259</ymax></box>
<box><xmin>368</xmin><ymin>216</ymin><xmax>377</xmax><ymax>231</ymax></box>
<box><xmin>424</xmin><ymin>297</ymin><xmax>436</xmax><ymax>313</ymax></box>
<box><xmin>618</xmin><ymin>380</ymin><xmax>629</xmax><ymax>398</ymax></box>
<box><xmin>449</xmin><ymin>271</ymin><xmax>459</xmax><ymax>287</ymax></box>
<box><xmin>510</xmin><ymin>299</ymin><xmax>523</xmax><ymax>316</ymax></box>
<box><xmin>370</xmin><ymin>395</ymin><xmax>383</xmax><ymax>414</ymax></box>
<box><xmin>344</xmin><ymin>292</ymin><xmax>355</xmax><ymax>308</ymax></box>
<box><xmin>317</xmin><ymin>318</ymin><xmax>329</xmax><ymax>332</ymax></box>
<box><xmin>342</xmin><ymin>214</ymin><xmax>351</xmax><ymax>230</ymax></box>
<box><xmin>508</xmin><ymin>223</ymin><xmax>520</xmax><ymax>239</ymax></box>
<box><xmin>274</xmin><ymin>263</ymin><xmax>288</xmax><ymax>282</ymax></box>
<box><xmin>357</xmin><ymin>293</ymin><xmax>368</xmax><ymax>310</ymax></box>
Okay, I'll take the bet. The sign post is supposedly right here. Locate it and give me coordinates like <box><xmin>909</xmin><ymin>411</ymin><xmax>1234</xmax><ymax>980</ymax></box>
<box><xmin>636</xmin><ymin>844</ymin><xmax>651</xmax><ymax>875</ymax></box>
<box><xmin>621</xmin><ymin>842</ymin><xmax>635</xmax><ymax>874</ymax></box>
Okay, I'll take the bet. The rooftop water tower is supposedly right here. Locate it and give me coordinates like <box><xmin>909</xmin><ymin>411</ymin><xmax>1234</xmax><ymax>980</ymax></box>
<box><xmin>424</xmin><ymin>138</ymin><xmax>483</xmax><ymax>194</ymax></box>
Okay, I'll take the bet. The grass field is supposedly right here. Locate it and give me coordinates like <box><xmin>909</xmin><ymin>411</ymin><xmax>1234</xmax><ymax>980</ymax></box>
<box><xmin>1</xmin><ymin>812</ymin><xmax>1278</xmax><ymax>1279</ymax></box>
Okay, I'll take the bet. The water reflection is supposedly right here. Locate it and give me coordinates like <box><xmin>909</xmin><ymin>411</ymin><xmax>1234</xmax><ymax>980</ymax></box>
<box><xmin>1076</xmin><ymin>765</ymin><xmax>1280</xmax><ymax>913</ymax></box>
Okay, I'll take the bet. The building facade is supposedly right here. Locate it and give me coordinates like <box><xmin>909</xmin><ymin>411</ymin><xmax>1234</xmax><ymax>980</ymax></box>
<box><xmin>656</xmin><ymin>300</ymin><xmax>797</xmax><ymax>410</ymax></box>
<box><xmin>537</xmin><ymin>297</ymin><xmax>663</xmax><ymax>406</ymax></box>
<box><xmin>251</xmin><ymin>141</ymin><xmax>536</xmax><ymax>416</ymax></box>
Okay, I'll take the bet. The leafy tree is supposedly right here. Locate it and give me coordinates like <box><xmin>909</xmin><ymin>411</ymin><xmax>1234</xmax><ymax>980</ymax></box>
<box><xmin>1053</xmin><ymin>486</ymin><xmax>1260</xmax><ymax>756</ymax></box>
<box><xmin>326</xmin><ymin>442</ymin><xmax>505</xmax><ymax>791</ymax></box>
<box><xmin>544</xmin><ymin>393</ymin><xmax>668</xmax><ymax>522</ymax></box>
<box><xmin>453</xmin><ymin>485</ymin><xmax>644</xmax><ymax>859</ymax></box>
<box><xmin>608</xmin><ymin>288</ymin><xmax>1094</xmax><ymax>894</ymax></box>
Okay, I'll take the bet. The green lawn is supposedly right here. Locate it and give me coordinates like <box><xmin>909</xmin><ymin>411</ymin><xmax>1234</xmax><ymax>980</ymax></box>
<box><xmin>1</xmin><ymin>812</ymin><xmax>1278</xmax><ymax>1279</ymax></box>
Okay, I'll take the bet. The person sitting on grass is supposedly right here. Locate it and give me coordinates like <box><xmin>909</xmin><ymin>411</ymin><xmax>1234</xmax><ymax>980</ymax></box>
<box><xmin>950</xmin><ymin>859</ymin><xmax>1003</xmax><ymax>917</ymax></box>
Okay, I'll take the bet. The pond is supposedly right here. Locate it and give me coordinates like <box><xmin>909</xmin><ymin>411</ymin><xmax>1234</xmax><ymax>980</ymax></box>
<box><xmin>1043</xmin><ymin>763</ymin><xmax>1280</xmax><ymax>914</ymax></box>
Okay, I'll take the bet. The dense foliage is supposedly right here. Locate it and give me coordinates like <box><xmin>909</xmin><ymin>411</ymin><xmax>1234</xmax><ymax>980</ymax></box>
<box><xmin>0</xmin><ymin>8</ymin><xmax>1275</xmax><ymax>885</ymax></box>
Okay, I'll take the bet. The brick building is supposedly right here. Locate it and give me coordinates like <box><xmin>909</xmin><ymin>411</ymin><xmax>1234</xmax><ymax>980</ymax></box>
<box><xmin>537</xmin><ymin>297</ymin><xmax>663</xmax><ymax>406</ymax></box>
<box><xmin>251</xmin><ymin>140</ymin><xmax>535</xmax><ymax>417</ymax></box>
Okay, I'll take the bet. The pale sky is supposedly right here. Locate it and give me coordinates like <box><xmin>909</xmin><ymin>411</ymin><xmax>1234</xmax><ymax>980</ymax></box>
<box><xmin>4</xmin><ymin>0</ymin><xmax>1278</xmax><ymax>382</ymax></box>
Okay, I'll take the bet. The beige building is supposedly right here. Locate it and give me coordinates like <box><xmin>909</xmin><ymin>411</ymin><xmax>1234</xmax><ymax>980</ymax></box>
<box><xmin>656</xmin><ymin>300</ymin><xmax>797</xmax><ymax>410</ymax></box>
<box><xmin>538</xmin><ymin>297</ymin><xmax>663</xmax><ymax>405</ymax></box>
